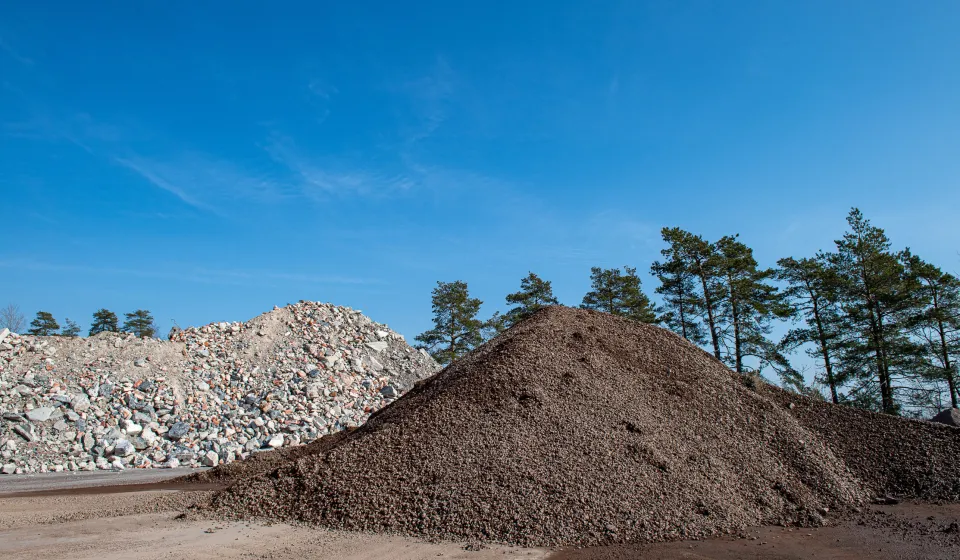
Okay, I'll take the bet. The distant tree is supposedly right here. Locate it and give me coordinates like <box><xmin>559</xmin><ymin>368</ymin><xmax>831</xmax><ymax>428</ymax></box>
<box><xmin>652</xmin><ymin>228</ymin><xmax>707</xmax><ymax>344</ymax></box>
<box><xmin>0</xmin><ymin>303</ymin><xmax>26</xmax><ymax>333</ymax></box>
<box><xmin>714</xmin><ymin>235</ymin><xmax>791</xmax><ymax>375</ymax></box>
<box><xmin>89</xmin><ymin>309</ymin><xmax>119</xmax><ymax>336</ymax></box>
<box><xmin>60</xmin><ymin>318</ymin><xmax>82</xmax><ymax>338</ymax></box>
<box><xmin>504</xmin><ymin>272</ymin><xmax>559</xmax><ymax>327</ymax></box>
<box><xmin>27</xmin><ymin>311</ymin><xmax>60</xmax><ymax>336</ymax></box>
<box><xmin>415</xmin><ymin>281</ymin><xmax>487</xmax><ymax>365</ymax></box>
<box><xmin>777</xmin><ymin>255</ymin><xmax>846</xmax><ymax>403</ymax></box>
<box><xmin>903</xmin><ymin>253</ymin><xmax>960</xmax><ymax>408</ymax></box>
<box><xmin>580</xmin><ymin>266</ymin><xmax>657</xmax><ymax>323</ymax></box>
<box><xmin>122</xmin><ymin>309</ymin><xmax>156</xmax><ymax>338</ymax></box>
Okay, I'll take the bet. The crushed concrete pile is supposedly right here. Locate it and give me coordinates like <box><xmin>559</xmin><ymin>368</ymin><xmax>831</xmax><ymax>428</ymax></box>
<box><xmin>767</xmin><ymin>390</ymin><xmax>960</xmax><ymax>501</ymax></box>
<box><xmin>0</xmin><ymin>302</ymin><xmax>439</xmax><ymax>475</ymax></box>
<box><xmin>208</xmin><ymin>306</ymin><xmax>867</xmax><ymax>547</ymax></box>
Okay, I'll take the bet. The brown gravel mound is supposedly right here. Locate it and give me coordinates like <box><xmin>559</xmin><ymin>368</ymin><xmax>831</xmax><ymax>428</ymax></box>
<box><xmin>207</xmin><ymin>306</ymin><xmax>864</xmax><ymax>546</ymax></box>
<box><xmin>766</xmin><ymin>389</ymin><xmax>960</xmax><ymax>501</ymax></box>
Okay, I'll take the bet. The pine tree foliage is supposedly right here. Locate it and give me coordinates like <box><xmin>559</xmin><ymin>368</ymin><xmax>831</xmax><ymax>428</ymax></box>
<box><xmin>714</xmin><ymin>235</ymin><xmax>791</xmax><ymax>374</ymax></box>
<box><xmin>777</xmin><ymin>255</ymin><xmax>846</xmax><ymax>403</ymax></box>
<box><xmin>652</xmin><ymin>228</ymin><xmax>707</xmax><ymax>345</ymax></box>
<box><xmin>60</xmin><ymin>318</ymin><xmax>82</xmax><ymax>337</ymax></box>
<box><xmin>27</xmin><ymin>311</ymin><xmax>60</xmax><ymax>336</ymax></box>
<box><xmin>504</xmin><ymin>272</ymin><xmax>559</xmax><ymax>327</ymax></box>
<box><xmin>903</xmin><ymin>253</ymin><xmax>960</xmax><ymax>408</ymax></box>
<box><xmin>122</xmin><ymin>309</ymin><xmax>156</xmax><ymax>338</ymax></box>
<box><xmin>89</xmin><ymin>309</ymin><xmax>120</xmax><ymax>336</ymax></box>
<box><xmin>415</xmin><ymin>281</ymin><xmax>488</xmax><ymax>365</ymax></box>
<box><xmin>580</xmin><ymin>266</ymin><xmax>657</xmax><ymax>323</ymax></box>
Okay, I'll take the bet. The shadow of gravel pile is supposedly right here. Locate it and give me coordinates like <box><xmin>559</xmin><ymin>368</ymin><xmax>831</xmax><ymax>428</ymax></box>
<box><xmin>764</xmin><ymin>388</ymin><xmax>960</xmax><ymax>501</ymax></box>
<box><xmin>207</xmin><ymin>306</ymin><xmax>865</xmax><ymax>547</ymax></box>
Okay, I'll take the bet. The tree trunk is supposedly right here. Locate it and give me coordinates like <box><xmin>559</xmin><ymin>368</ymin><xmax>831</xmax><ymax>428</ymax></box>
<box><xmin>809</xmin><ymin>290</ymin><xmax>839</xmax><ymax>404</ymax></box>
<box><xmin>729</xmin><ymin>281</ymin><xmax>743</xmax><ymax>373</ymax></box>
<box><xmin>933</xmin><ymin>291</ymin><xmax>959</xmax><ymax>408</ymax></box>
<box><xmin>695</xmin><ymin>261</ymin><xmax>721</xmax><ymax>360</ymax></box>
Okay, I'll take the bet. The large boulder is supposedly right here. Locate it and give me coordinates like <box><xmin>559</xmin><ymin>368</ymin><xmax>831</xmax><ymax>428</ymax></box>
<box><xmin>930</xmin><ymin>408</ymin><xmax>960</xmax><ymax>427</ymax></box>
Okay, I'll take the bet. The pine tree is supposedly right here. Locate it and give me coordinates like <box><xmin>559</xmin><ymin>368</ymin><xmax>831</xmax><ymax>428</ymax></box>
<box><xmin>504</xmin><ymin>272</ymin><xmax>559</xmax><ymax>327</ymax></box>
<box><xmin>828</xmin><ymin>208</ymin><xmax>919</xmax><ymax>415</ymax></box>
<box><xmin>60</xmin><ymin>318</ymin><xmax>82</xmax><ymax>337</ymax></box>
<box><xmin>662</xmin><ymin>228</ymin><xmax>725</xmax><ymax>359</ymax></box>
<box><xmin>777</xmin><ymin>255</ymin><xmax>846</xmax><ymax>403</ymax></box>
<box><xmin>714</xmin><ymin>235</ymin><xmax>791</xmax><ymax>374</ymax></box>
<box><xmin>415</xmin><ymin>281</ymin><xmax>487</xmax><ymax>365</ymax></box>
<box><xmin>580</xmin><ymin>266</ymin><xmax>657</xmax><ymax>323</ymax></box>
<box><xmin>27</xmin><ymin>311</ymin><xmax>60</xmax><ymax>336</ymax></box>
<box><xmin>652</xmin><ymin>228</ymin><xmax>706</xmax><ymax>344</ymax></box>
<box><xmin>89</xmin><ymin>309</ymin><xmax>119</xmax><ymax>336</ymax></box>
<box><xmin>903</xmin><ymin>253</ymin><xmax>960</xmax><ymax>409</ymax></box>
<box><xmin>122</xmin><ymin>309</ymin><xmax>156</xmax><ymax>338</ymax></box>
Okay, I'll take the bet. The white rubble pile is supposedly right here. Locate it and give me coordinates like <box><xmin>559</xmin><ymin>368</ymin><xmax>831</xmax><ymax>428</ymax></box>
<box><xmin>0</xmin><ymin>302</ymin><xmax>440</xmax><ymax>474</ymax></box>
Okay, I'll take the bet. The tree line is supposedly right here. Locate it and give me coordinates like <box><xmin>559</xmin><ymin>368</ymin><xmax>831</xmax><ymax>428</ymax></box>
<box><xmin>415</xmin><ymin>208</ymin><xmax>960</xmax><ymax>418</ymax></box>
<box><xmin>0</xmin><ymin>306</ymin><xmax>157</xmax><ymax>339</ymax></box>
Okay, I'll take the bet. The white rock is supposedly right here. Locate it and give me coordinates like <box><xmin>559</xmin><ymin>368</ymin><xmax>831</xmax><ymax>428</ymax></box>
<box><xmin>1</xmin><ymin>463</ymin><xmax>15</xmax><ymax>475</ymax></box>
<box><xmin>267</xmin><ymin>435</ymin><xmax>284</xmax><ymax>448</ymax></box>
<box><xmin>25</xmin><ymin>407</ymin><xmax>55</xmax><ymax>422</ymax></box>
<box><xmin>200</xmin><ymin>451</ymin><xmax>219</xmax><ymax>467</ymax></box>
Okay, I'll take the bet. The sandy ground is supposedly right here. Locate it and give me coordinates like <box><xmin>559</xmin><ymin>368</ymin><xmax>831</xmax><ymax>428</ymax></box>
<box><xmin>1</xmin><ymin>471</ymin><xmax>957</xmax><ymax>560</ymax></box>
<box><xmin>0</xmin><ymin>471</ymin><xmax>551</xmax><ymax>560</ymax></box>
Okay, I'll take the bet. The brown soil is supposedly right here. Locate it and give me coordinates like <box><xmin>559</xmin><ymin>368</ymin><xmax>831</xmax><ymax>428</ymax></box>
<box><xmin>765</xmin><ymin>387</ymin><xmax>960</xmax><ymax>500</ymax></box>
<box><xmin>549</xmin><ymin>501</ymin><xmax>960</xmax><ymax>560</ymax></box>
<box><xmin>206</xmin><ymin>306</ymin><xmax>869</xmax><ymax>546</ymax></box>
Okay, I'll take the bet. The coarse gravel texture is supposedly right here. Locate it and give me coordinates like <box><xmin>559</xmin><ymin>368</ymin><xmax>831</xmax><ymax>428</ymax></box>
<box><xmin>765</xmin><ymin>388</ymin><xmax>960</xmax><ymax>501</ymax></box>
<box><xmin>207</xmin><ymin>306</ymin><xmax>868</xmax><ymax>547</ymax></box>
<box><xmin>0</xmin><ymin>302</ymin><xmax>439</xmax><ymax>474</ymax></box>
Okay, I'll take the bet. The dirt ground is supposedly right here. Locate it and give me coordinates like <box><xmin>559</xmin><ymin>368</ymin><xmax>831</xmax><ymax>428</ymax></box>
<box><xmin>1</xmin><ymin>471</ymin><xmax>957</xmax><ymax>560</ymax></box>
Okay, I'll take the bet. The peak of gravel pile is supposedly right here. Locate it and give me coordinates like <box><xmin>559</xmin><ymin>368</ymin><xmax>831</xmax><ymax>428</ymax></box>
<box><xmin>210</xmin><ymin>306</ymin><xmax>866</xmax><ymax>547</ymax></box>
<box><xmin>0</xmin><ymin>302</ymin><xmax>439</xmax><ymax>475</ymax></box>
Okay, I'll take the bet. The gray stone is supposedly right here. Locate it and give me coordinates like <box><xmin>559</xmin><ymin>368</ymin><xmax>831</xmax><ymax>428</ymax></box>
<box><xmin>134</xmin><ymin>358</ymin><xmax>146</xmax><ymax>367</ymax></box>
<box><xmin>53</xmin><ymin>420</ymin><xmax>68</xmax><ymax>432</ymax></box>
<box><xmin>380</xmin><ymin>385</ymin><xmax>399</xmax><ymax>398</ymax></box>
<box><xmin>13</xmin><ymin>425</ymin><xmax>35</xmax><ymax>442</ymax></box>
<box><xmin>24</xmin><ymin>407</ymin><xmax>54</xmax><ymax>422</ymax></box>
<box><xmin>267</xmin><ymin>434</ymin><xmax>284</xmax><ymax>448</ymax></box>
<box><xmin>1</xmin><ymin>463</ymin><xmax>15</xmax><ymax>475</ymax></box>
<box><xmin>0</xmin><ymin>328</ymin><xmax>9</xmax><ymax>344</ymax></box>
<box><xmin>1</xmin><ymin>412</ymin><xmax>24</xmax><ymax>423</ymax></box>
<box><xmin>166</xmin><ymin>422</ymin><xmax>190</xmax><ymax>440</ymax></box>
<box><xmin>113</xmin><ymin>439</ymin><xmax>134</xmax><ymax>457</ymax></box>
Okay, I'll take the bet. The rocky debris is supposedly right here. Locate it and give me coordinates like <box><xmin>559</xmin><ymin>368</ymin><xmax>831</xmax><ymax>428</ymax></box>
<box><xmin>930</xmin><ymin>408</ymin><xmax>960</xmax><ymax>428</ymax></box>
<box><xmin>0</xmin><ymin>301</ymin><xmax>439</xmax><ymax>474</ymax></box>
<box><xmin>208</xmin><ymin>306</ymin><xmax>866</xmax><ymax>547</ymax></box>
<box><xmin>767</xmin><ymin>389</ymin><xmax>960</xmax><ymax>501</ymax></box>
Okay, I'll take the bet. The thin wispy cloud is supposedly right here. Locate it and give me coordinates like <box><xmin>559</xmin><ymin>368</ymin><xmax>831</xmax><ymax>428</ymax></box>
<box><xmin>114</xmin><ymin>152</ymin><xmax>296</xmax><ymax>213</ymax></box>
<box><xmin>0</xmin><ymin>35</ymin><xmax>34</xmax><ymax>66</ymax></box>
<box><xmin>399</xmin><ymin>56</ymin><xmax>456</xmax><ymax>145</ymax></box>
<box><xmin>265</xmin><ymin>135</ymin><xmax>415</xmax><ymax>198</ymax></box>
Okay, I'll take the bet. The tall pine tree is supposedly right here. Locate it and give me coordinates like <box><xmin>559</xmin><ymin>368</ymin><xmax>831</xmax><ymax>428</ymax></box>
<box><xmin>828</xmin><ymin>209</ymin><xmax>918</xmax><ymax>415</ymax></box>
<box><xmin>581</xmin><ymin>266</ymin><xmax>657</xmax><ymax>323</ymax></box>
<box><xmin>777</xmin><ymin>255</ymin><xmax>845</xmax><ymax>403</ymax></box>
<box><xmin>504</xmin><ymin>272</ymin><xmax>559</xmax><ymax>327</ymax></box>
<box><xmin>904</xmin><ymin>253</ymin><xmax>960</xmax><ymax>409</ymax></box>
<box><xmin>415</xmin><ymin>281</ymin><xmax>487</xmax><ymax>365</ymax></box>
<box><xmin>60</xmin><ymin>318</ymin><xmax>82</xmax><ymax>337</ymax></box>
<box><xmin>652</xmin><ymin>228</ymin><xmax>707</xmax><ymax>345</ymax></box>
<box><xmin>714</xmin><ymin>235</ymin><xmax>791</xmax><ymax>374</ymax></box>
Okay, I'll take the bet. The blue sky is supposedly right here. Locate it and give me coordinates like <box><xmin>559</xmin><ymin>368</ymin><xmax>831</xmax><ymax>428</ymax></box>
<box><xmin>2</xmin><ymin>1</ymin><xmax>959</xmax><ymax>349</ymax></box>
